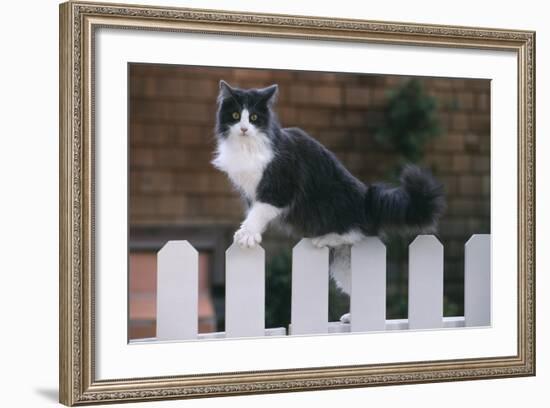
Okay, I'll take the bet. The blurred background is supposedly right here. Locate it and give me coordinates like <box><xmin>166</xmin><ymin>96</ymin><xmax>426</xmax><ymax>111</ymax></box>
<box><xmin>128</xmin><ymin>63</ymin><xmax>490</xmax><ymax>339</ymax></box>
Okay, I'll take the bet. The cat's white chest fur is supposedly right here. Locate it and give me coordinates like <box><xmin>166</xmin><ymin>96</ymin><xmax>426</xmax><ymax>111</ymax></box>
<box><xmin>212</xmin><ymin>133</ymin><xmax>274</xmax><ymax>200</ymax></box>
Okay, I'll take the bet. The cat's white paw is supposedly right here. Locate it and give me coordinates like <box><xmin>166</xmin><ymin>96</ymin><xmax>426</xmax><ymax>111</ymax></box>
<box><xmin>340</xmin><ymin>313</ymin><xmax>351</xmax><ymax>324</ymax></box>
<box><xmin>312</xmin><ymin>233</ymin><xmax>344</xmax><ymax>248</ymax></box>
<box><xmin>234</xmin><ymin>227</ymin><xmax>262</xmax><ymax>248</ymax></box>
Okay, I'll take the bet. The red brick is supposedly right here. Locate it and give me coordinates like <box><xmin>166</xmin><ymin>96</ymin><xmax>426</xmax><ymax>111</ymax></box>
<box><xmin>437</xmin><ymin>112</ymin><xmax>453</xmax><ymax>131</ymax></box>
<box><xmin>332</xmin><ymin>112</ymin><xmax>365</xmax><ymax>128</ymax></box>
<box><xmin>482</xmin><ymin>175</ymin><xmax>491</xmax><ymax>195</ymax></box>
<box><xmin>451</xmin><ymin>79</ymin><xmax>469</xmax><ymax>90</ymax></box>
<box><xmin>433</xmin><ymin>91</ymin><xmax>456</xmax><ymax>108</ymax></box>
<box><xmin>439</xmin><ymin>219</ymin><xmax>470</xmax><ymax>237</ymax></box>
<box><xmin>352</xmin><ymin>132</ymin><xmax>375</xmax><ymax>151</ymax></box>
<box><xmin>131</xmin><ymin>123</ymin><xmax>189</xmax><ymax>147</ymax></box>
<box><xmin>479</xmin><ymin>134</ymin><xmax>491</xmax><ymax>152</ymax></box>
<box><xmin>290</xmin><ymin>85</ymin><xmax>342</xmax><ymax>106</ymax></box>
<box><xmin>313</xmin><ymin>86</ymin><xmax>342</xmax><ymax>106</ymax></box>
<box><xmin>129</xmin><ymin>75</ymin><xmax>145</xmax><ymax>97</ymax></box>
<box><xmin>154</xmin><ymin>148</ymin><xmax>213</xmax><ymax>170</ymax></box>
<box><xmin>294</xmin><ymin>72</ymin><xmax>338</xmax><ymax>83</ymax></box>
<box><xmin>370</xmin><ymin>89</ymin><xmax>388</xmax><ymax>108</ymax></box>
<box><xmin>432</xmin><ymin>79</ymin><xmax>454</xmax><ymax>90</ymax></box>
<box><xmin>452</xmin><ymin>155</ymin><xmax>471</xmax><ymax>172</ymax></box>
<box><xmin>173</xmin><ymin>172</ymin><xmax>234</xmax><ymax>194</ymax></box>
<box><xmin>477</xmin><ymin>92</ymin><xmax>490</xmax><ymax>111</ymax></box>
<box><xmin>296</xmin><ymin>108</ymin><xmax>333</xmax><ymax>128</ymax></box>
<box><xmin>129</xmin><ymin>252</ymin><xmax>157</xmax><ymax>293</ymax></box>
<box><xmin>232</xmin><ymin>69</ymin><xmax>274</xmax><ymax>82</ymax></box>
<box><xmin>131</xmin><ymin>148</ymin><xmax>155</xmax><ymax>168</ymax></box>
<box><xmin>464</xmin><ymin>133</ymin><xmax>480</xmax><ymax>152</ymax></box>
<box><xmin>472</xmin><ymin>156</ymin><xmax>490</xmax><ymax>173</ymax></box>
<box><xmin>174</xmin><ymin>126</ymin><xmax>212</xmax><ymax>147</ymax></box>
<box><xmin>431</xmin><ymin>133</ymin><xmax>464</xmax><ymax>152</ymax></box>
<box><xmin>438</xmin><ymin>175</ymin><xmax>458</xmax><ymax>196</ymax></box>
<box><xmin>131</xmin><ymin>171</ymin><xmax>173</xmax><ymax>194</ymax></box>
<box><xmin>342</xmin><ymin>152</ymin><xmax>370</xmax><ymax>173</ymax></box>
<box><xmin>458</xmin><ymin>175</ymin><xmax>483</xmax><ymax>195</ymax></box>
<box><xmin>129</xmin><ymin>77</ymin><xmax>155</xmax><ymax>97</ymax></box>
<box><xmin>451</xmin><ymin>113</ymin><xmax>469</xmax><ymax>131</ymax></box>
<box><xmin>277</xmin><ymin>106</ymin><xmax>298</xmax><ymax>124</ymax></box>
<box><xmin>202</xmin><ymin>196</ymin><xmax>243</xmax><ymax>218</ymax></box>
<box><xmin>384</xmin><ymin>76</ymin><xmax>404</xmax><ymax>87</ymax></box>
<box><xmin>447</xmin><ymin>199</ymin><xmax>477</xmax><ymax>216</ymax></box>
<box><xmin>456</xmin><ymin>93</ymin><xmax>475</xmax><ymax>110</ymax></box>
<box><xmin>289</xmin><ymin>85</ymin><xmax>308</xmax><ymax>104</ymax></box>
<box><xmin>425</xmin><ymin>154</ymin><xmax>450</xmax><ymax>173</ymax></box>
<box><xmin>130</xmin><ymin>64</ymin><xmax>172</xmax><ymax>78</ymax></box>
<box><xmin>175</xmin><ymin>102</ymin><xmax>215</xmax><ymax>124</ymax></box>
<box><xmin>317</xmin><ymin>130</ymin><xmax>354</xmax><ymax>149</ymax></box>
<box><xmin>470</xmin><ymin>114</ymin><xmax>491</xmax><ymax>133</ymax></box>
<box><xmin>151</xmin><ymin>78</ymin><xmax>218</xmax><ymax>99</ymax></box>
<box><xmin>345</xmin><ymin>87</ymin><xmax>371</xmax><ymax>107</ymax></box>
<box><xmin>479</xmin><ymin>200</ymin><xmax>490</xmax><ymax>216</ymax></box>
<box><xmin>177</xmin><ymin>66</ymin><xmax>233</xmax><ymax>80</ymax></box>
<box><xmin>131</xmin><ymin>100</ymin><xmax>214</xmax><ymax>124</ymax></box>
<box><xmin>269</xmin><ymin>70</ymin><xmax>295</xmax><ymax>81</ymax></box>
<box><xmin>157</xmin><ymin>195</ymin><xmax>189</xmax><ymax>217</ymax></box>
<box><xmin>469</xmin><ymin>79</ymin><xmax>491</xmax><ymax>91</ymax></box>
<box><xmin>130</xmin><ymin>196</ymin><xmax>159</xmax><ymax>217</ymax></box>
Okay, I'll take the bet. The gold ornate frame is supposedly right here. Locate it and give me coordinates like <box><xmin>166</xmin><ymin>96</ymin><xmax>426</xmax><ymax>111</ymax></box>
<box><xmin>59</xmin><ymin>1</ymin><xmax>536</xmax><ymax>405</ymax></box>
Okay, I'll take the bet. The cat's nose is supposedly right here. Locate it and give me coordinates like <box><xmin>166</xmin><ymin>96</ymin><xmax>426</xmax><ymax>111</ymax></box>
<box><xmin>240</xmin><ymin>127</ymin><xmax>248</xmax><ymax>134</ymax></box>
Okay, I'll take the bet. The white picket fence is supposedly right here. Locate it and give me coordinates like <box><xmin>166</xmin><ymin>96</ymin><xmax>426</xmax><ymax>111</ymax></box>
<box><xmin>139</xmin><ymin>234</ymin><xmax>490</xmax><ymax>343</ymax></box>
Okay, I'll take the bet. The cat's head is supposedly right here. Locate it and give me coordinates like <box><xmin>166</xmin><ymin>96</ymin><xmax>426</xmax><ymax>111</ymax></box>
<box><xmin>215</xmin><ymin>80</ymin><xmax>278</xmax><ymax>140</ymax></box>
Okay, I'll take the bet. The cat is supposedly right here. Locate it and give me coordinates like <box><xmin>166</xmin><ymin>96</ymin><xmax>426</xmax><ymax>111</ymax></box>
<box><xmin>212</xmin><ymin>80</ymin><xmax>445</xmax><ymax>321</ymax></box>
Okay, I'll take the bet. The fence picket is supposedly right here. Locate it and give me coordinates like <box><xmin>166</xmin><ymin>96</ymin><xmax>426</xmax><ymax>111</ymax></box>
<box><xmin>151</xmin><ymin>233</ymin><xmax>490</xmax><ymax>343</ymax></box>
<box><xmin>156</xmin><ymin>241</ymin><xmax>198</xmax><ymax>340</ymax></box>
<box><xmin>408</xmin><ymin>235</ymin><xmax>444</xmax><ymax>329</ymax></box>
<box><xmin>465</xmin><ymin>234</ymin><xmax>491</xmax><ymax>327</ymax></box>
<box><xmin>225</xmin><ymin>243</ymin><xmax>265</xmax><ymax>338</ymax></box>
<box><xmin>351</xmin><ymin>237</ymin><xmax>386</xmax><ymax>332</ymax></box>
<box><xmin>291</xmin><ymin>239</ymin><xmax>329</xmax><ymax>335</ymax></box>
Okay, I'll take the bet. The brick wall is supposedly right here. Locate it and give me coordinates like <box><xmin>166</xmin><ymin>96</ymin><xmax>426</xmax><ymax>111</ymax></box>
<box><xmin>129</xmin><ymin>64</ymin><xmax>490</xmax><ymax>317</ymax></box>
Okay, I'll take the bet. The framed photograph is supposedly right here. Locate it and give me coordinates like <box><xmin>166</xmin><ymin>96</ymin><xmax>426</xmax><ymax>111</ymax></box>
<box><xmin>59</xmin><ymin>1</ymin><xmax>535</xmax><ymax>405</ymax></box>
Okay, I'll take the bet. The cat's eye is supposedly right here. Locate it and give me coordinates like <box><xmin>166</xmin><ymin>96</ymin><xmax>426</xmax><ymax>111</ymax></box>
<box><xmin>232</xmin><ymin>112</ymin><xmax>240</xmax><ymax>120</ymax></box>
<box><xmin>250</xmin><ymin>113</ymin><xmax>258</xmax><ymax>122</ymax></box>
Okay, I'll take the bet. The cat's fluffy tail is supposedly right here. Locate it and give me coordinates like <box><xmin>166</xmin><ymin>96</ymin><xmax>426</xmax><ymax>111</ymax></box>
<box><xmin>364</xmin><ymin>164</ymin><xmax>446</xmax><ymax>236</ymax></box>
<box><xmin>329</xmin><ymin>166</ymin><xmax>444</xmax><ymax>298</ymax></box>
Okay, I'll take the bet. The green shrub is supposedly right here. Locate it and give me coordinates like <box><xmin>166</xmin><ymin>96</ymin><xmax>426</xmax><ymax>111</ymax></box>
<box><xmin>375</xmin><ymin>78</ymin><xmax>441</xmax><ymax>164</ymax></box>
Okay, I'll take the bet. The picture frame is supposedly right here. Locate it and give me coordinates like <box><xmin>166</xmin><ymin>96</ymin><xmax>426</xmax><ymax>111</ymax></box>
<box><xmin>59</xmin><ymin>1</ymin><xmax>535</xmax><ymax>405</ymax></box>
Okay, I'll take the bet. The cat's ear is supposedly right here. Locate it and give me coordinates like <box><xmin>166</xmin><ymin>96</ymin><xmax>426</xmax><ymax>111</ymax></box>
<box><xmin>218</xmin><ymin>80</ymin><xmax>235</xmax><ymax>102</ymax></box>
<box><xmin>260</xmin><ymin>84</ymin><xmax>279</xmax><ymax>106</ymax></box>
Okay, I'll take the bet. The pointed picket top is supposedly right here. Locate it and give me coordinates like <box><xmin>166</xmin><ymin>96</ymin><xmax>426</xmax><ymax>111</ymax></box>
<box><xmin>465</xmin><ymin>233</ymin><xmax>491</xmax><ymax>248</ymax></box>
<box><xmin>409</xmin><ymin>234</ymin><xmax>443</xmax><ymax>250</ymax></box>
<box><xmin>408</xmin><ymin>234</ymin><xmax>444</xmax><ymax>330</ymax></box>
<box><xmin>465</xmin><ymin>234</ymin><xmax>491</xmax><ymax>327</ymax></box>
<box><xmin>354</xmin><ymin>236</ymin><xmax>385</xmax><ymax>251</ymax></box>
<box><xmin>156</xmin><ymin>240</ymin><xmax>199</xmax><ymax>341</ymax></box>
<box><xmin>291</xmin><ymin>238</ymin><xmax>329</xmax><ymax>335</ymax></box>
<box><xmin>158</xmin><ymin>239</ymin><xmax>197</xmax><ymax>257</ymax></box>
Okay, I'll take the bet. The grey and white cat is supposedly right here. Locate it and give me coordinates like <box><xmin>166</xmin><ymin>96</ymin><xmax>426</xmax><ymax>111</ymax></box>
<box><xmin>212</xmin><ymin>80</ymin><xmax>445</xmax><ymax>316</ymax></box>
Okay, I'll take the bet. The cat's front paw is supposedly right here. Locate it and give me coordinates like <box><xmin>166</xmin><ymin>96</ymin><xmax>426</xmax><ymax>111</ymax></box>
<box><xmin>234</xmin><ymin>227</ymin><xmax>262</xmax><ymax>248</ymax></box>
<box><xmin>312</xmin><ymin>233</ymin><xmax>342</xmax><ymax>248</ymax></box>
